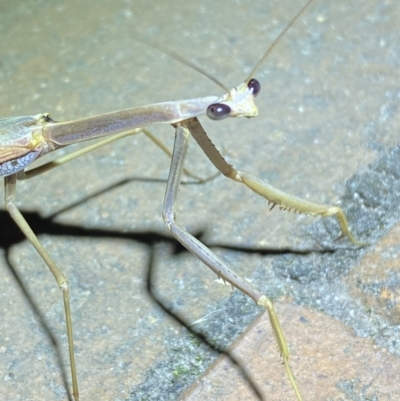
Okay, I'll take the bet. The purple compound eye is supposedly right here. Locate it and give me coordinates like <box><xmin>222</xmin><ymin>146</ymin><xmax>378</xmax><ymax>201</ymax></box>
<box><xmin>207</xmin><ymin>103</ymin><xmax>231</xmax><ymax>120</ymax></box>
<box><xmin>248</xmin><ymin>78</ymin><xmax>261</xmax><ymax>97</ymax></box>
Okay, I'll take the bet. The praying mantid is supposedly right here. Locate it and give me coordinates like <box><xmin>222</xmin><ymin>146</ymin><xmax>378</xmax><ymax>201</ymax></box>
<box><xmin>0</xmin><ymin>0</ymin><xmax>366</xmax><ymax>399</ymax></box>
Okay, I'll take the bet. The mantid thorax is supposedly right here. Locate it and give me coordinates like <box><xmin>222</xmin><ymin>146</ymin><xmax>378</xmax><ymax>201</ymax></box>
<box><xmin>207</xmin><ymin>79</ymin><xmax>260</xmax><ymax>120</ymax></box>
<box><xmin>0</xmin><ymin>113</ymin><xmax>56</xmax><ymax>177</ymax></box>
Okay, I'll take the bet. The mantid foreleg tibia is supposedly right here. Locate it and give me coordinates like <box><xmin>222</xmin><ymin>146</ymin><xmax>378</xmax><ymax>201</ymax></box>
<box><xmin>188</xmin><ymin>117</ymin><xmax>365</xmax><ymax>247</ymax></box>
<box><xmin>163</xmin><ymin>122</ymin><xmax>302</xmax><ymax>400</ymax></box>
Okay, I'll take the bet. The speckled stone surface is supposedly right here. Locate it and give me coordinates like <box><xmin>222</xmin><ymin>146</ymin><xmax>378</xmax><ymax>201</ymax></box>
<box><xmin>1</xmin><ymin>1</ymin><xmax>399</xmax><ymax>400</ymax></box>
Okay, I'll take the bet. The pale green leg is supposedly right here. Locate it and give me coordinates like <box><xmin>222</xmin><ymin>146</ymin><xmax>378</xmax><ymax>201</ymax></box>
<box><xmin>163</xmin><ymin>123</ymin><xmax>303</xmax><ymax>401</ymax></box>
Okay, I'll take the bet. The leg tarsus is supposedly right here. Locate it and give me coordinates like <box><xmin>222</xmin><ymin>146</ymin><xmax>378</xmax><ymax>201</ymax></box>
<box><xmin>60</xmin><ymin>282</ymin><xmax>79</xmax><ymax>401</ymax></box>
<box><xmin>283</xmin><ymin>357</ymin><xmax>303</xmax><ymax>401</ymax></box>
<box><xmin>327</xmin><ymin>207</ymin><xmax>368</xmax><ymax>247</ymax></box>
<box><xmin>257</xmin><ymin>296</ymin><xmax>302</xmax><ymax>401</ymax></box>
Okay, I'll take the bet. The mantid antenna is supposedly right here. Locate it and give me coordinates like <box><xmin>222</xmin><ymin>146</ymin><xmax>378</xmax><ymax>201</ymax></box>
<box><xmin>135</xmin><ymin>0</ymin><xmax>315</xmax><ymax>92</ymax></box>
<box><xmin>133</xmin><ymin>32</ymin><xmax>230</xmax><ymax>92</ymax></box>
<box><xmin>246</xmin><ymin>0</ymin><xmax>315</xmax><ymax>82</ymax></box>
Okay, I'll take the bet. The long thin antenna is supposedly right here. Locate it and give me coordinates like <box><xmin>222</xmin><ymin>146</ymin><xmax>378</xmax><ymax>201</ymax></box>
<box><xmin>135</xmin><ymin>0</ymin><xmax>314</xmax><ymax>92</ymax></box>
<box><xmin>246</xmin><ymin>0</ymin><xmax>315</xmax><ymax>81</ymax></box>
<box><xmin>133</xmin><ymin>32</ymin><xmax>230</xmax><ymax>92</ymax></box>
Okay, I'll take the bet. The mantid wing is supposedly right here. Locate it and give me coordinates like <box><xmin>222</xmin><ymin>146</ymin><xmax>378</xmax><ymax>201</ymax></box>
<box><xmin>0</xmin><ymin>116</ymin><xmax>44</xmax><ymax>164</ymax></box>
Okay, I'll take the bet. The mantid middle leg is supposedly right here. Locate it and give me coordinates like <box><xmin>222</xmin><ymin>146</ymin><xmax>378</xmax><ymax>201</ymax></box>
<box><xmin>164</xmin><ymin>121</ymin><xmax>304</xmax><ymax>400</ymax></box>
<box><xmin>162</xmin><ymin>107</ymin><xmax>366</xmax><ymax>399</ymax></box>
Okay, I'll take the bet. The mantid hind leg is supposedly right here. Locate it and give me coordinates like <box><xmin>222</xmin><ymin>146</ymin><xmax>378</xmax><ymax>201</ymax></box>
<box><xmin>4</xmin><ymin>174</ymin><xmax>79</xmax><ymax>401</ymax></box>
<box><xmin>188</xmin><ymin>117</ymin><xmax>365</xmax><ymax>247</ymax></box>
<box><xmin>163</xmin><ymin>123</ymin><xmax>303</xmax><ymax>401</ymax></box>
<box><xmin>5</xmin><ymin>122</ymin><xmax>216</xmax><ymax>401</ymax></box>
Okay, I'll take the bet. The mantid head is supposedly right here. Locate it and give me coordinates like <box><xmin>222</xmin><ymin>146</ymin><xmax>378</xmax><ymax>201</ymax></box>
<box><xmin>206</xmin><ymin>0</ymin><xmax>314</xmax><ymax>121</ymax></box>
<box><xmin>206</xmin><ymin>79</ymin><xmax>261</xmax><ymax>120</ymax></box>
<box><xmin>134</xmin><ymin>0</ymin><xmax>313</xmax><ymax>122</ymax></box>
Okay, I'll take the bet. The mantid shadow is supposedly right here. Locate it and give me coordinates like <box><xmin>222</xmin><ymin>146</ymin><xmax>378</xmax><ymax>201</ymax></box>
<box><xmin>1</xmin><ymin>175</ymin><xmax>326</xmax><ymax>254</ymax></box>
<box><xmin>0</xmin><ymin>175</ymin><xmax>331</xmax><ymax>400</ymax></box>
<box><xmin>144</xmin><ymin>248</ymin><xmax>266</xmax><ymax>400</ymax></box>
